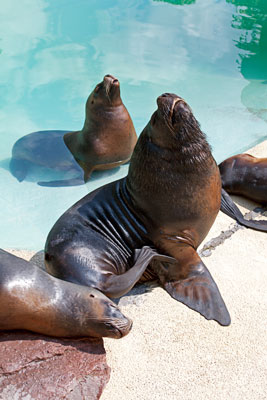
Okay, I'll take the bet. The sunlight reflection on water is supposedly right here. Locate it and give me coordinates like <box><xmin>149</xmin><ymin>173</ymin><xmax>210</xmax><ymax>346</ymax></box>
<box><xmin>0</xmin><ymin>0</ymin><xmax>266</xmax><ymax>249</ymax></box>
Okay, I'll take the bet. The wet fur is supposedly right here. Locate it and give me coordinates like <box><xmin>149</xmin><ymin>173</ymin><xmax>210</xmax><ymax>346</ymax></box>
<box><xmin>127</xmin><ymin>101</ymin><xmax>216</xmax><ymax>215</ymax></box>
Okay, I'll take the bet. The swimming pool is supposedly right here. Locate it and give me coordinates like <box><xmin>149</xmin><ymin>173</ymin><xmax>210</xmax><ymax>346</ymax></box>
<box><xmin>0</xmin><ymin>0</ymin><xmax>266</xmax><ymax>250</ymax></box>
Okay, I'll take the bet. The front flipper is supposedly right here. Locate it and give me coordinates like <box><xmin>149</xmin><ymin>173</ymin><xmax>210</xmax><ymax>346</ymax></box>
<box><xmin>103</xmin><ymin>246</ymin><xmax>176</xmax><ymax>298</ymax></box>
<box><xmin>156</xmin><ymin>247</ymin><xmax>230</xmax><ymax>326</ymax></box>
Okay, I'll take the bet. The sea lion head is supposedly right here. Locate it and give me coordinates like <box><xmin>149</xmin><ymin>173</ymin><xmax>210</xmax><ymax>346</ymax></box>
<box><xmin>147</xmin><ymin>93</ymin><xmax>205</xmax><ymax>149</ymax></box>
<box><xmin>127</xmin><ymin>93</ymin><xmax>213</xmax><ymax>192</ymax></box>
<box><xmin>87</xmin><ymin>74</ymin><xmax>122</xmax><ymax>110</ymax></box>
<box><xmin>82</xmin><ymin>288</ymin><xmax>133</xmax><ymax>339</ymax></box>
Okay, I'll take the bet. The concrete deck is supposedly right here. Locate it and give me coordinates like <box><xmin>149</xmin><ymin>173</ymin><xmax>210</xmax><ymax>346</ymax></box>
<box><xmin>6</xmin><ymin>141</ymin><xmax>267</xmax><ymax>400</ymax></box>
<box><xmin>101</xmin><ymin>140</ymin><xmax>267</xmax><ymax>400</ymax></box>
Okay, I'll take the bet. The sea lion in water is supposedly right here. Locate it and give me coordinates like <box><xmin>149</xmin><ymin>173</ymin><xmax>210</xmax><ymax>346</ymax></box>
<box><xmin>10</xmin><ymin>74</ymin><xmax>137</xmax><ymax>187</ymax></box>
<box><xmin>0</xmin><ymin>249</ymin><xmax>132</xmax><ymax>338</ymax></box>
<box><xmin>219</xmin><ymin>154</ymin><xmax>267</xmax><ymax>204</ymax></box>
<box><xmin>64</xmin><ymin>74</ymin><xmax>137</xmax><ymax>182</ymax></box>
<box><xmin>45</xmin><ymin>93</ymin><xmax>230</xmax><ymax>326</ymax></box>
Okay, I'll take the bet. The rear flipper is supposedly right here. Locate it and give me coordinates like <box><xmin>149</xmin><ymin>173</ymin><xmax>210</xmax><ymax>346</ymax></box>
<box><xmin>221</xmin><ymin>189</ymin><xmax>267</xmax><ymax>232</ymax></box>
<box><xmin>9</xmin><ymin>158</ymin><xmax>29</xmax><ymax>182</ymax></box>
<box><xmin>154</xmin><ymin>247</ymin><xmax>230</xmax><ymax>326</ymax></box>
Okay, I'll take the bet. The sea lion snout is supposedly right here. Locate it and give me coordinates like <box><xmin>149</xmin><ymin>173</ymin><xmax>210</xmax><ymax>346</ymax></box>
<box><xmin>104</xmin><ymin>74</ymin><xmax>120</xmax><ymax>86</ymax></box>
<box><xmin>160</xmin><ymin>93</ymin><xmax>178</xmax><ymax>99</ymax></box>
<box><xmin>92</xmin><ymin>74</ymin><xmax>120</xmax><ymax>98</ymax></box>
<box><xmin>155</xmin><ymin>93</ymin><xmax>188</xmax><ymax>128</ymax></box>
<box><xmin>104</xmin><ymin>74</ymin><xmax>117</xmax><ymax>81</ymax></box>
<box><xmin>100</xmin><ymin>300</ymin><xmax>133</xmax><ymax>338</ymax></box>
<box><xmin>106</xmin><ymin>317</ymin><xmax>133</xmax><ymax>338</ymax></box>
<box><xmin>157</xmin><ymin>93</ymin><xmax>186</xmax><ymax>112</ymax></box>
<box><xmin>101</xmin><ymin>74</ymin><xmax>121</xmax><ymax>104</ymax></box>
<box><xmin>157</xmin><ymin>93</ymin><xmax>177</xmax><ymax>109</ymax></box>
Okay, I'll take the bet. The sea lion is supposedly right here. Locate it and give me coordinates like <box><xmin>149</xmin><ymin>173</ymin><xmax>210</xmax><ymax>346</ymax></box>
<box><xmin>219</xmin><ymin>154</ymin><xmax>267</xmax><ymax>204</ymax></box>
<box><xmin>10</xmin><ymin>74</ymin><xmax>137</xmax><ymax>187</ymax></box>
<box><xmin>0</xmin><ymin>249</ymin><xmax>132</xmax><ymax>338</ymax></box>
<box><xmin>45</xmin><ymin>93</ymin><xmax>230</xmax><ymax>326</ymax></box>
<box><xmin>64</xmin><ymin>74</ymin><xmax>137</xmax><ymax>182</ymax></box>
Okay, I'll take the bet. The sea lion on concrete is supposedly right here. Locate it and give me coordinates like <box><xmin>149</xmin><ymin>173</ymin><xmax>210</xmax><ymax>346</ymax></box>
<box><xmin>0</xmin><ymin>249</ymin><xmax>132</xmax><ymax>338</ymax></box>
<box><xmin>10</xmin><ymin>74</ymin><xmax>137</xmax><ymax>187</ymax></box>
<box><xmin>219</xmin><ymin>154</ymin><xmax>267</xmax><ymax>203</ymax></box>
<box><xmin>45</xmin><ymin>93</ymin><xmax>230</xmax><ymax>326</ymax></box>
<box><xmin>219</xmin><ymin>154</ymin><xmax>267</xmax><ymax>232</ymax></box>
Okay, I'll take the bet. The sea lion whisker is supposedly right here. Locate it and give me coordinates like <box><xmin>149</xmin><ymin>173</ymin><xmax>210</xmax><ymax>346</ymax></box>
<box><xmin>170</xmin><ymin>97</ymin><xmax>184</xmax><ymax>114</ymax></box>
<box><xmin>105</xmin><ymin>80</ymin><xmax>112</xmax><ymax>103</ymax></box>
<box><xmin>106</xmin><ymin>87</ymin><xmax>111</xmax><ymax>103</ymax></box>
<box><xmin>162</xmin><ymin>104</ymin><xmax>175</xmax><ymax>134</ymax></box>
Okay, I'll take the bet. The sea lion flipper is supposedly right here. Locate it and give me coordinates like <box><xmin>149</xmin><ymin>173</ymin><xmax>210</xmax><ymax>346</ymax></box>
<box><xmin>220</xmin><ymin>189</ymin><xmax>267</xmax><ymax>232</ymax></box>
<box><xmin>163</xmin><ymin>263</ymin><xmax>230</xmax><ymax>326</ymax></box>
<box><xmin>103</xmin><ymin>246</ymin><xmax>176</xmax><ymax>298</ymax></box>
<box><xmin>158</xmin><ymin>248</ymin><xmax>230</xmax><ymax>326</ymax></box>
<box><xmin>134</xmin><ymin>246</ymin><xmax>176</xmax><ymax>264</ymax></box>
<box><xmin>38</xmin><ymin>177</ymin><xmax>85</xmax><ymax>187</ymax></box>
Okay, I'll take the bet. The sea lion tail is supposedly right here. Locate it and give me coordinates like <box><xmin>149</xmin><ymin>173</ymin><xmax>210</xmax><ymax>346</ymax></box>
<box><xmin>220</xmin><ymin>189</ymin><xmax>267</xmax><ymax>232</ymax></box>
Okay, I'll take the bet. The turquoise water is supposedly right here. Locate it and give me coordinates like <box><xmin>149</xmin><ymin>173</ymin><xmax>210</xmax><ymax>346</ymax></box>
<box><xmin>0</xmin><ymin>0</ymin><xmax>266</xmax><ymax>250</ymax></box>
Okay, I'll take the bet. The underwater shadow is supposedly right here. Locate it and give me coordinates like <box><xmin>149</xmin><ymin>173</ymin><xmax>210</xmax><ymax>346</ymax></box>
<box><xmin>8</xmin><ymin>129</ymin><xmax>121</xmax><ymax>188</ymax></box>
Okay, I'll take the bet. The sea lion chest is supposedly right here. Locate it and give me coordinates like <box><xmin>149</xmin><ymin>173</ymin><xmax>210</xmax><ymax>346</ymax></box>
<box><xmin>127</xmin><ymin>157</ymin><xmax>221</xmax><ymax>251</ymax></box>
<box><xmin>45</xmin><ymin>178</ymin><xmax>150</xmax><ymax>278</ymax></box>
